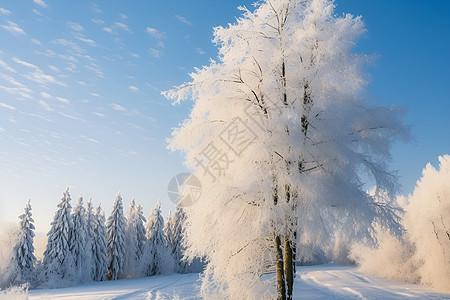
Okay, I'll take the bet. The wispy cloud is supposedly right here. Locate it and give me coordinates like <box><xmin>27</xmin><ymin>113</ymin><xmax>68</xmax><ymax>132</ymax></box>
<box><xmin>53</xmin><ymin>39</ymin><xmax>85</xmax><ymax>54</ymax></box>
<box><xmin>40</xmin><ymin>91</ymin><xmax>51</xmax><ymax>99</ymax></box>
<box><xmin>77</xmin><ymin>36</ymin><xmax>97</xmax><ymax>47</ymax></box>
<box><xmin>0</xmin><ymin>85</ymin><xmax>32</xmax><ymax>99</ymax></box>
<box><xmin>0</xmin><ymin>102</ymin><xmax>16</xmax><ymax>110</ymax></box>
<box><xmin>102</xmin><ymin>27</ymin><xmax>113</xmax><ymax>34</ymax></box>
<box><xmin>0</xmin><ymin>59</ymin><xmax>16</xmax><ymax>73</ymax></box>
<box><xmin>149</xmin><ymin>48</ymin><xmax>161</xmax><ymax>58</ymax></box>
<box><xmin>175</xmin><ymin>15</ymin><xmax>192</xmax><ymax>26</ymax></box>
<box><xmin>48</xmin><ymin>65</ymin><xmax>59</xmax><ymax>72</ymax></box>
<box><xmin>56</xmin><ymin>97</ymin><xmax>70</xmax><ymax>104</ymax></box>
<box><xmin>129</xmin><ymin>85</ymin><xmax>139</xmax><ymax>93</ymax></box>
<box><xmin>89</xmin><ymin>3</ymin><xmax>101</xmax><ymax>14</ymax></box>
<box><xmin>85</xmin><ymin>64</ymin><xmax>104</xmax><ymax>78</ymax></box>
<box><xmin>114</xmin><ymin>22</ymin><xmax>132</xmax><ymax>33</ymax></box>
<box><xmin>89</xmin><ymin>92</ymin><xmax>102</xmax><ymax>98</ymax></box>
<box><xmin>67</xmin><ymin>21</ymin><xmax>84</xmax><ymax>32</ymax></box>
<box><xmin>0</xmin><ymin>8</ymin><xmax>12</xmax><ymax>15</ymax></box>
<box><xmin>12</xmin><ymin>57</ymin><xmax>39</xmax><ymax>69</ymax></box>
<box><xmin>33</xmin><ymin>0</ymin><xmax>48</xmax><ymax>8</ymax></box>
<box><xmin>1</xmin><ymin>21</ymin><xmax>26</xmax><ymax>36</ymax></box>
<box><xmin>31</xmin><ymin>38</ymin><xmax>42</xmax><ymax>46</ymax></box>
<box><xmin>31</xmin><ymin>9</ymin><xmax>42</xmax><ymax>16</ymax></box>
<box><xmin>80</xmin><ymin>135</ymin><xmax>100</xmax><ymax>144</ymax></box>
<box><xmin>93</xmin><ymin>112</ymin><xmax>105</xmax><ymax>117</ymax></box>
<box><xmin>195</xmin><ymin>47</ymin><xmax>206</xmax><ymax>55</ymax></box>
<box><xmin>130</xmin><ymin>53</ymin><xmax>140</xmax><ymax>59</ymax></box>
<box><xmin>38</xmin><ymin>99</ymin><xmax>53</xmax><ymax>111</ymax></box>
<box><xmin>119</xmin><ymin>13</ymin><xmax>127</xmax><ymax>20</ymax></box>
<box><xmin>24</xmin><ymin>71</ymin><xmax>66</xmax><ymax>87</ymax></box>
<box><xmin>110</xmin><ymin>103</ymin><xmax>127</xmax><ymax>112</ymax></box>
<box><xmin>146</xmin><ymin>27</ymin><xmax>165</xmax><ymax>39</ymax></box>
<box><xmin>91</xmin><ymin>18</ymin><xmax>104</xmax><ymax>25</ymax></box>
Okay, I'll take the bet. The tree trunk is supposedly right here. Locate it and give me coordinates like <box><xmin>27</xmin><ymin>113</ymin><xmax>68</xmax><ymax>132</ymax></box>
<box><xmin>284</xmin><ymin>236</ymin><xmax>294</xmax><ymax>300</ymax></box>
<box><xmin>276</xmin><ymin>234</ymin><xmax>286</xmax><ymax>300</ymax></box>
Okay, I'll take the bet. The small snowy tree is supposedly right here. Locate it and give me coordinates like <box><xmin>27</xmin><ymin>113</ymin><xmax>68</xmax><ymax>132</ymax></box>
<box><xmin>43</xmin><ymin>188</ymin><xmax>76</xmax><ymax>285</ymax></box>
<box><xmin>71</xmin><ymin>195</ymin><xmax>90</xmax><ymax>282</ymax></box>
<box><xmin>164</xmin><ymin>210</ymin><xmax>174</xmax><ymax>248</ymax></box>
<box><xmin>85</xmin><ymin>198</ymin><xmax>96</xmax><ymax>280</ymax></box>
<box><xmin>92</xmin><ymin>204</ymin><xmax>108</xmax><ymax>281</ymax></box>
<box><xmin>123</xmin><ymin>198</ymin><xmax>146</xmax><ymax>278</ymax></box>
<box><xmin>8</xmin><ymin>200</ymin><xmax>36</xmax><ymax>286</ymax></box>
<box><xmin>165</xmin><ymin>0</ymin><xmax>407</xmax><ymax>298</ymax></box>
<box><xmin>145</xmin><ymin>201</ymin><xmax>172</xmax><ymax>275</ymax></box>
<box><xmin>106</xmin><ymin>193</ymin><xmax>126</xmax><ymax>280</ymax></box>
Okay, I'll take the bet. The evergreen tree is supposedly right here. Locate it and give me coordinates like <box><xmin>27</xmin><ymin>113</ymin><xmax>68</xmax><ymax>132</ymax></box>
<box><xmin>124</xmin><ymin>199</ymin><xmax>139</xmax><ymax>278</ymax></box>
<box><xmin>164</xmin><ymin>210</ymin><xmax>174</xmax><ymax>247</ymax></box>
<box><xmin>8</xmin><ymin>200</ymin><xmax>36</xmax><ymax>286</ymax></box>
<box><xmin>106</xmin><ymin>193</ymin><xmax>126</xmax><ymax>280</ymax></box>
<box><xmin>145</xmin><ymin>201</ymin><xmax>171</xmax><ymax>275</ymax></box>
<box><xmin>136</xmin><ymin>203</ymin><xmax>147</xmax><ymax>264</ymax></box>
<box><xmin>85</xmin><ymin>198</ymin><xmax>96</xmax><ymax>280</ymax></box>
<box><xmin>171</xmin><ymin>207</ymin><xmax>187</xmax><ymax>273</ymax></box>
<box><xmin>43</xmin><ymin>188</ymin><xmax>76</xmax><ymax>284</ymax></box>
<box><xmin>71</xmin><ymin>195</ymin><xmax>89</xmax><ymax>282</ymax></box>
<box><xmin>92</xmin><ymin>204</ymin><xmax>107</xmax><ymax>281</ymax></box>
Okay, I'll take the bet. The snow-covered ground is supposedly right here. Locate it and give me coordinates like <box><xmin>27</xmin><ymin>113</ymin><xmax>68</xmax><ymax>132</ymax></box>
<box><xmin>27</xmin><ymin>264</ymin><xmax>450</xmax><ymax>299</ymax></box>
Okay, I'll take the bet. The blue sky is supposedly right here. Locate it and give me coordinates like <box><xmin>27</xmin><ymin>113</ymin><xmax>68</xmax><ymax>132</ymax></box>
<box><xmin>0</xmin><ymin>0</ymin><xmax>449</xmax><ymax>233</ymax></box>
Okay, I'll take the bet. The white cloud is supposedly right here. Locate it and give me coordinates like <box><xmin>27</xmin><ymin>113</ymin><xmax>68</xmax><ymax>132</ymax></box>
<box><xmin>110</xmin><ymin>103</ymin><xmax>127</xmax><ymax>112</ymax></box>
<box><xmin>53</xmin><ymin>39</ymin><xmax>84</xmax><ymax>54</ymax></box>
<box><xmin>129</xmin><ymin>86</ymin><xmax>139</xmax><ymax>93</ymax></box>
<box><xmin>0</xmin><ymin>59</ymin><xmax>16</xmax><ymax>73</ymax></box>
<box><xmin>80</xmin><ymin>135</ymin><xmax>100</xmax><ymax>143</ymax></box>
<box><xmin>24</xmin><ymin>71</ymin><xmax>66</xmax><ymax>87</ymax></box>
<box><xmin>77</xmin><ymin>36</ymin><xmax>97</xmax><ymax>47</ymax></box>
<box><xmin>56</xmin><ymin>97</ymin><xmax>70</xmax><ymax>104</ymax></box>
<box><xmin>33</xmin><ymin>0</ymin><xmax>48</xmax><ymax>8</ymax></box>
<box><xmin>36</xmin><ymin>49</ymin><xmax>56</xmax><ymax>57</ymax></box>
<box><xmin>114</xmin><ymin>22</ymin><xmax>132</xmax><ymax>33</ymax></box>
<box><xmin>0</xmin><ymin>73</ymin><xmax>24</xmax><ymax>87</ymax></box>
<box><xmin>0</xmin><ymin>127</ymin><xmax>4</xmax><ymax>132</ymax></box>
<box><xmin>130</xmin><ymin>53</ymin><xmax>140</xmax><ymax>59</ymax></box>
<box><xmin>85</xmin><ymin>64</ymin><xmax>104</xmax><ymax>78</ymax></box>
<box><xmin>195</xmin><ymin>47</ymin><xmax>206</xmax><ymax>55</ymax></box>
<box><xmin>1</xmin><ymin>21</ymin><xmax>26</xmax><ymax>36</ymax></box>
<box><xmin>40</xmin><ymin>91</ymin><xmax>51</xmax><ymax>99</ymax></box>
<box><xmin>0</xmin><ymin>102</ymin><xmax>16</xmax><ymax>110</ymax></box>
<box><xmin>31</xmin><ymin>38</ymin><xmax>42</xmax><ymax>46</ymax></box>
<box><xmin>91</xmin><ymin>18</ymin><xmax>104</xmax><ymax>25</ymax></box>
<box><xmin>93</xmin><ymin>112</ymin><xmax>105</xmax><ymax>118</ymax></box>
<box><xmin>0</xmin><ymin>85</ymin><xmax>32</xmax><ymax>99</ymax></box>
<box><xmin>119</xmin><ymin>13</ymin><xmax>127</xmax><ymax>20</ymax></box>
<box><xmin>0</xmin><ymin>8</ymin><xmax>12</xmax><ymax>15</ymax></box>
<box><xmin>149</xmin><ymin>48</ymin><xmax>161</xmax><ymax>58</ymax></box>
<box><xmin>90</xmin><ymin>3</ymin><xmax>102</xmax><ymax>13</ymax></box>
<box><xmin>38</xmin><ymin>99</ymin><xmax>52</xmax><ymax>111</ymax></box>
<box><xmin>67</xmin><ymin>21</ymin><xmax>84</xmax><ymax>31</ymax></box>
<box><xmin>48</xmin><ymin>65</ymin><xmax>59</xmax><ymax>72</ymax></box>
<box><xmin>146</xmin><ymin>27</ymin><xmax>165</xmax><ymax>39</ymax></box>
<box><xmin>12</xmin><ymin>57</ymin><xmax>39</xmax><ymax>69</ymax></box>
<box><xmin>102</xmin><ymin>27</ymin><xmax>113</xmax><ymax>34</ymax></box>
<box><xmin>175</xmin><ymin>15</ymin><xmax>192</xmax><ymax>26</ymax></box>
<box><xmin>31</xmin><ymin>9</ymin><xmax>42</xmax><ymax>16</ymax></box>
<box><xmin>157</xmin><ymin>41</ymin><xmax>165</xmax><ymax>48</ymax></box>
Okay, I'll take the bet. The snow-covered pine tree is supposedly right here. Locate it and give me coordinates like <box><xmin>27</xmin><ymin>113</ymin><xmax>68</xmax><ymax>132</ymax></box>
<box><xmin>124</xmin><ymin>199</ymin><xmax>138</xmax><ymax>278</ymax></box>
<box><xmin>43</xmin><ymin>188</ymin><xmax>76</xmax><ymax>285</ymax></box>
<box><xmin>164</xmin><ymin>0</ymin><xmax>408</xmax><ymax>298</ymax></box>
<box><xmin>136</xmin><ymin>203</ymin><xmax>147</xmax><ymax>276</ymax></box>
<box><xmin>171</xmin><ymin>207</ymin><xmax>187</xmax><ymax>273</ymax></box>
<box><xmin>145</xmin><ymin>201</ymin><xmax>171</xmax><ymax>275</ymax></box>
<box><xmin>8</xmin><ymin>200</ymin><xmax>36</xmax><ymax>286</ymax></box>
<box><xmin>85</xmin><ymin>198</ymin><xmax>96</xmax><ymax>280</ymax></box>
<box><xmin>92</xmin><ymin>204</ymin><xmax>107</xmax><ymax>281</ymax></box>
<box><xmin>71</xmin><ymin>195</ymin><xmax>90</xmax><ymax>282</ymax></box>
<box><xmin>164</xmin><ymin>210</ymin><xmax>174</xmax><ymax>248</ymax></box>
<box><xmin>106</xmin><ymin>193</ymin><xmax>126</xmax><ymax>280</ymax></box>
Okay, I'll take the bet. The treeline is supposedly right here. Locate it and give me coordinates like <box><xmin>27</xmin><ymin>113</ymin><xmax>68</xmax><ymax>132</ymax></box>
<box><xmin>1</xmin><ymin>188</ymin><xmax>202</xmax><ymax>289</ymax></box>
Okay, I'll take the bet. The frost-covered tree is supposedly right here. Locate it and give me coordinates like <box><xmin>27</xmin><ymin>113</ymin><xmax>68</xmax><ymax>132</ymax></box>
<box><xmin>164</xmin><ymin>0</ymin><xmax>407</xmax><ymax>298</ymax></box>
<box><xmin>124</xmin><ymin>199</ymin><xmax>147</xmax><ymax>278</ymax></box>
<box><xmin>43</xmin><ymin>188</ymin><xmax>76</xmax><ymax>285</ymax></box>
<box><xmin>71</xmin><ymin>195</ymin><xmax>90</xmax><ymax>282</ymax></box>
<box><xmin>85</xmin><ymin>198</ymin><xmax>96</xmax><ymax>280</ymax></box>
<box><xmin>164</xmin><ymin>210</ymin><xmax>174</xmax><ymax>247</ymax></box>
<box><xmin>8</xmin><ymin>200</ymin><xmax>36</xmax><ymax>286</ymax></box>
<box><xmin>92</xmin><ymin>204</ymin><xmax>108</xmax><ymax>281</ymax></box>
<box><xmin>145</xmin><ymin>201</ymin><xmax>172</xmax><ymax>275</ymax></box>
<box><xmin>106</xmin><ymin>193</ymin><xmax>126</xmax><ymax>280</ymax></box>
